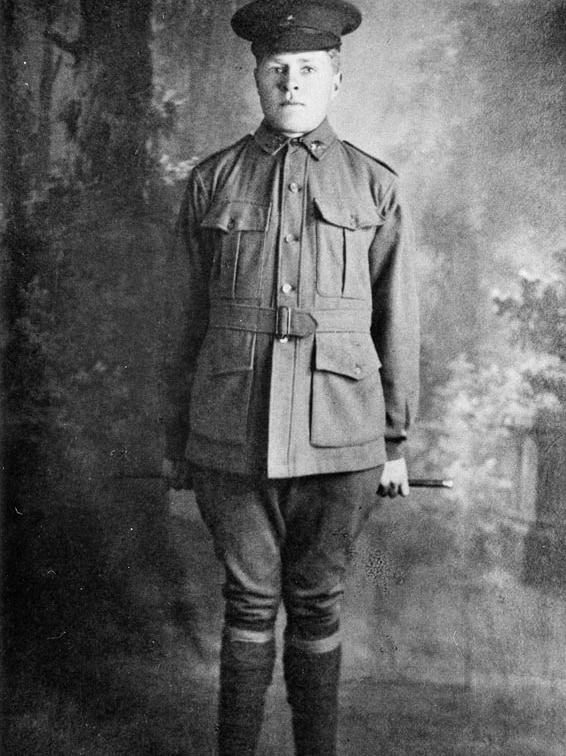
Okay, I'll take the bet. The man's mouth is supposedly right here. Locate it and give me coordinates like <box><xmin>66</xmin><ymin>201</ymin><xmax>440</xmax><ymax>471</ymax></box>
<box><xmin>281</xmin><ymin>101</ymin><xmax>304</xmax><ymax>107</ymax></box>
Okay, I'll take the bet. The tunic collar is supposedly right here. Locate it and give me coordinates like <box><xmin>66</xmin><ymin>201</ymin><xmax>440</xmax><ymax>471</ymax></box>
<box><xmin>254</xmin><ymin>119</ymin><xmax>337</xmax><ymax>160</ymax></box>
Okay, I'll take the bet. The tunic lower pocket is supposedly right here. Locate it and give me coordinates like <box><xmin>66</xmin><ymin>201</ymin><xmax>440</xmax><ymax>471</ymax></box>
<box><xmin>310</xmin><ymin>331</ymin><xmax>385</xmax><ymax>448</ymax></box>
<box><xmin>190</xmin><ymin>328</ymin><xmax>255</xmax><ymax>444</ymax></box>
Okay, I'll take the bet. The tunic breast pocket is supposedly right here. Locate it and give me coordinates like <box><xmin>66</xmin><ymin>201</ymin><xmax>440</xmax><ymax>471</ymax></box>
<box><xmin>201</xmin><ymin>200</ymin><xmax>271</xmax><ymax>300</ymax></box>
<box><xmin>314</xmin><ymin>198</ymin><xmax>384</xmax><ymax>300</ymax></box>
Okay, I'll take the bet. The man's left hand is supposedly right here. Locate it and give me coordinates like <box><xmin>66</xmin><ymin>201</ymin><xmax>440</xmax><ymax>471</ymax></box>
<box><xmin>377</xmin><ymin>457</ymin><xmax>410</xmax><ymax>498</ymax></box>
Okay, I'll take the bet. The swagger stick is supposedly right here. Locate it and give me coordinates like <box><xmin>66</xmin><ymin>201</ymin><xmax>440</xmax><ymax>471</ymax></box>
<box><xmin>408</xmin><ymin>479</ymin><xmax>454</xmax><ymax>489</ymax></box>
<box><xmin>115</xmin><ymin>472</ymin><xmax>453</xmax><ymax>488</ymax></box>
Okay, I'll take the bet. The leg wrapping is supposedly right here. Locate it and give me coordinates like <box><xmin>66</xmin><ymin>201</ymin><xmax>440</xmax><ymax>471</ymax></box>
<box><xmin>218</xmin><ymin>635</ymin><xmax>276</xmax><ymax>756</ymax></box>
<box><xmin>283</xmin><ymin>644</ymin><xmax>342</xmax><ymax>756</ymax></box>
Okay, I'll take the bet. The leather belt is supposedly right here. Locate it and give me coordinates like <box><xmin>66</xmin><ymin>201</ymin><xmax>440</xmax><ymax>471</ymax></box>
<box><xmin>209</xmin><ymin>303</ymin><xmax>371</xmax><ymax>342</ymax></box>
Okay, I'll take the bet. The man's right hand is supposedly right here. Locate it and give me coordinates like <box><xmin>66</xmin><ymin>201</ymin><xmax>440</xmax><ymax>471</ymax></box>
<box><xmin>161</xmin><ymin>457</ymin><xmax>193</xmax><ymax>490</ymax></box>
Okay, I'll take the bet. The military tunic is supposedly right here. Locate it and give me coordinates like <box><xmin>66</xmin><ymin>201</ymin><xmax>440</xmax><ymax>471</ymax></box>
<box><xmin>166</xmin><ymin>118</ymin><xmax>419</xmax><ymax>478</ymax></box>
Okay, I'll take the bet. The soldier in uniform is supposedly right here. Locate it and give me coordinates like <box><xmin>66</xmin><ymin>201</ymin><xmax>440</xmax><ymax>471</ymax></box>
<box><xmin>163</xmin><ymin>1</ymin><xmax>420</xmax><ymax>754</ymax></box>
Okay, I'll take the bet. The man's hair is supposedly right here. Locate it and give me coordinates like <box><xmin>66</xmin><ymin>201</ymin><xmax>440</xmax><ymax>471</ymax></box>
<box><xmin>254</xmin><ymin>46</ymin><xmax>342</xmax><ymax>72</ymax></box>
<box><xmin>327</xmin><ymin>47</ymin><xmax>341</xmax><ymax>73</ymax></box>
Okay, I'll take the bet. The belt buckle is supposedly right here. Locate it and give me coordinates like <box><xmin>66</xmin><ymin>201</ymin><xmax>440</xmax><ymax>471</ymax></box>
<box><xmin>276</xmin><ymin>306</ymin><xmax>291</xmax><ymax>343</ymax></box>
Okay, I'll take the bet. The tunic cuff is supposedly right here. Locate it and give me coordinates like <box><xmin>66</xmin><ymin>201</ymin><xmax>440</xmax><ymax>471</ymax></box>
<box><xmin>385</xmin><ymin>438</ymin><xmax>406</xmax><ymax>461</ymax></box>
<box><xmin>164</xmin><ymin>417</ymin><xmax>190</xmax><ymax>460</ymax></box>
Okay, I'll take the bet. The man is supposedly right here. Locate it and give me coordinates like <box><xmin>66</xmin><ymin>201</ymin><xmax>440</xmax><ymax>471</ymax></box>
<box><xmin>163</xmin><ymin>1</ymin><xmax>419</xmax><ymax>754</ymax></box>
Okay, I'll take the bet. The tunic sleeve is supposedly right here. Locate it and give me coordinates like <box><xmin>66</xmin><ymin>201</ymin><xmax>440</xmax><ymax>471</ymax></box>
<box><xmin>369</xmin><ymin>177</ymin><xmax>420</xmax><ymax>460</ymax></box>
<box><xmin>164</xmin><ymin>168</ymin><xmax>212</xmax><ymax>460</ymax></box>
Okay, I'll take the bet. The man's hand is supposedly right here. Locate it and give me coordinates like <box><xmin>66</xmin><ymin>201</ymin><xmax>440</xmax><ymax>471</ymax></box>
<box><xmin>377</xmin><ymin>457</ymin><xmax>410</xmax><ymax>498</ymax></box>
<box><xmin>162</xmin><ymin>457</ymin><xmax>193</xmax><ymax>491</ymax></box>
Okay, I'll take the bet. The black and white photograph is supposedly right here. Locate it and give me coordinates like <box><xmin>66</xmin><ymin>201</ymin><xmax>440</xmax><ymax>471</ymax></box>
<box><xmin>2</xmin><ymin>1</ymin><xmax>566</xmax><ymax>754</ymax></box>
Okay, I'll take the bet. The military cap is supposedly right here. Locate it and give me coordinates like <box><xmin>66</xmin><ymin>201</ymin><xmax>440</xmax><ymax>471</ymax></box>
<box><xmin>231</xmin><ymin>0</ymin><xmax>362</xmax><ymax>56</ymax></box>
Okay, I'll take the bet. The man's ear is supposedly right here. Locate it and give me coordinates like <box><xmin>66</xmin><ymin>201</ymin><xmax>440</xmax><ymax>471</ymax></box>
<box><xmin>331</xmin><ymin>72</ymin><xmax>343</xmax><ymax>99</ymax></box>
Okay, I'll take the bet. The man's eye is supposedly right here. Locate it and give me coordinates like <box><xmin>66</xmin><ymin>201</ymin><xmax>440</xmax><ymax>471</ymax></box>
<box><xmin>302</xmin><ymin>66</ymin><xmax>315</xmax><ymax>74</ymax></box>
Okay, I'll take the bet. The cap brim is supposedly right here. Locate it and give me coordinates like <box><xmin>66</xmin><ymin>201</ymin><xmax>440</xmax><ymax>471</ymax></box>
<box><xmin>232</xmin><ymin>0</ymin><xmax>362</xmax><ymax>43</ymax></box>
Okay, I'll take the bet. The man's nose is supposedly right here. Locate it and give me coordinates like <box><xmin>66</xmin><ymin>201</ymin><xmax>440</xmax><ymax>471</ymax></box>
<box><xmin>280</xmin><ymin>72</ymin><xmax>299</xmax><ymax>92</ymax></box>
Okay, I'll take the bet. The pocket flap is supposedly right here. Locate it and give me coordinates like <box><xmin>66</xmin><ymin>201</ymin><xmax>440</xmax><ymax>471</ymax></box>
<box><xmin>201</xmin><ymin>200</ymin><xmax>271</xmax><ymax>232</ymax></box>
<box><xmin>315</xmin><ymin>332</ymin><xmax>381</xmax><ymax>380</ymax></box>
<box><xmin>314</xmin><ymin>197</ymin><xmax>384</xmax><ymax>230</ymax></box>
<box><xmin>199</xmin><ymin>329</ymin><xmax>255</xmax><ymax>375</ymax></box>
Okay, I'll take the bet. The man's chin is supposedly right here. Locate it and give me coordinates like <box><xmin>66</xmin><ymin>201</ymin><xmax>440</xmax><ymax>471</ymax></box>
<box><xmin>269</xmin><ymin>116</ymin><xmax>318</xmax><ymax>135</ymax></box>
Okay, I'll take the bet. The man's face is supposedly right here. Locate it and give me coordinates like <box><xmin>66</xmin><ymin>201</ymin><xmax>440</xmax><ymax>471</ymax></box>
<box><xmin>254</xmin><ymin>50</ymin><xmax>342</xmax><ymax>136</ymax></box>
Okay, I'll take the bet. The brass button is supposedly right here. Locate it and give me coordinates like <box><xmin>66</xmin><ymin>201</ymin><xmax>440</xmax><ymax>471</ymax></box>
<box><xmin>284</xmin><ymin>233</ymin><xmax>296</xmax><ymax>243</ymax></box>
<box><xmin>288</xmin><ymin>182</ymin><xmax>300</xmax><ymax>193</ymax></box>
<box><xmin>281</xmin><ymin>283</ymin><xmax>293</xmax><ymax>294</ymax></box>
